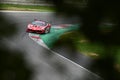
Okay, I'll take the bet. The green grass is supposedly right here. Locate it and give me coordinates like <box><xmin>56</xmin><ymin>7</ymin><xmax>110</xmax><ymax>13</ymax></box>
<box><xmin>58</xmin><ymin>30</ymin><xmax>120</xmax><ymax>60</ymax></box>
<box><xmin>59</xmin><ymin>31</ymin><xmax>104</xmax><ymax>58</ymax></box>
<box><xmin>56</xmin><ymin>23</ymin><xmax>120</xmax><ymax>59</ymax></box>
<box><xmin>60</xmin><ymin>30</ymin><xmax>120</xmax><ymax>70</ymax></box>
<box><xmin>0</xmin><ymin>3</ymin><xmax>55</xmax><ymax>12</ymax></box>
<box><xmin>76</xmin><ymin>39</ymin><xmax>105</xmax><ymax>58</ymax></box>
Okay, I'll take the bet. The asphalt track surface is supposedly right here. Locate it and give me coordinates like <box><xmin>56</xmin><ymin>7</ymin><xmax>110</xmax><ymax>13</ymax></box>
<box><xmin>0</xmin><ymin>11</ymin><xmax>103</xmax><ymax>80</ymax></box>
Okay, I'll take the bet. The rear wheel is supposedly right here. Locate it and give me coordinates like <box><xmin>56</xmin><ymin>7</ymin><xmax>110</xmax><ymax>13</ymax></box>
<box><xmin>45</xmin><ymin>27</ymin><xmax>50</xmax><ymax>33</ymax></box>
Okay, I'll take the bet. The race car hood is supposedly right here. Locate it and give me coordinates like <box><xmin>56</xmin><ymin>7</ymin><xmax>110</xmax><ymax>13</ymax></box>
<box><xmin>28</xmin><ymin>24</ymin><xmax>45</xmax><ymax>30</ymax></box>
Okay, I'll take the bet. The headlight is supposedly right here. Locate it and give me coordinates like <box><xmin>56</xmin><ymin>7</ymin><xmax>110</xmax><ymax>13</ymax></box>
<box><xmin>41</xmin><ymin>27</ymin><xmax>45</xmax><ymax>30</ymax></box>
<box><xmin>28</xmin><ymin>24</ymin><xmax>32</xmax><ymax>29</ymax></box>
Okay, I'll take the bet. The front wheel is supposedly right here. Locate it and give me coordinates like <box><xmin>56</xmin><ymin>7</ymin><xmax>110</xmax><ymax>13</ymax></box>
<box><xmin>45</xmin><ymin>27</ymin><xmax>50</xmax><ymax>33</ymax></box>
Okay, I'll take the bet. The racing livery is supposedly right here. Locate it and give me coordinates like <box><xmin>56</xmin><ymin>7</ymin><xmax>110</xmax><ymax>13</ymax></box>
<box><xmin>26</xmin><ymin>20</ymin><xmax>51</xmax><ymax>34</ymax></box>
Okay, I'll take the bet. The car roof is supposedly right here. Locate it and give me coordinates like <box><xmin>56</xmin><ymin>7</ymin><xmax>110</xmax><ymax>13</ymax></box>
<box><xmin>32</xmin><ymin>20</ymin><xmax>47</xmax><ymax>26</ymax></box>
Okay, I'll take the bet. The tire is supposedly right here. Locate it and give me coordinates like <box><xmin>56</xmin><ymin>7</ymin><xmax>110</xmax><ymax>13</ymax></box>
<box><xmin>45</xmin><ymin>27</ymin><xmax>50</xmax><ymax>33</ymax></box>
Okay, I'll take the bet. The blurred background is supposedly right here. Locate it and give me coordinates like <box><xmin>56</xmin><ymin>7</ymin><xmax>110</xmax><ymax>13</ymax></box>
<box><xmin>0</xmin><ymin>0</ymin><xmax>120</xmax><ymax>80</ymax></box>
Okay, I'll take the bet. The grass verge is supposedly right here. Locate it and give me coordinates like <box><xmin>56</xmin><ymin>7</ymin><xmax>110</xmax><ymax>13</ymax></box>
<box><xmin>0</xmin><ymin>3</ymin><xmax>55</xmax><ymax>12</ymax></box>
<box><xmin>58</xmin><ymin>31</ymin><xmax>102</xmax><ymax>58</ymax></box>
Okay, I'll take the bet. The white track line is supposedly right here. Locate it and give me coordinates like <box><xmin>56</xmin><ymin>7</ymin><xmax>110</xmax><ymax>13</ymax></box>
<box><xmin>0</xmin><ymin>10</ymin><xmax>53</xmax><ymax>13</ymax></box>
<box><xmin>50</xmin><ymin>50</ymin><xmax>103</xmax><ymax>80</ymax></box>
<box><xmin>28</xmin><ymin>33</ymin><xmax>103</xmax><ymax>80</ymax></box>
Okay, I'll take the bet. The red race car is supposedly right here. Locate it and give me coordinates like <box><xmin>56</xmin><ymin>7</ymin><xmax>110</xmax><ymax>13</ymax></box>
<box><xmin>26</xmin><ymin>20</ymin><xmax>51</xmax><ymax>34</ymax></box>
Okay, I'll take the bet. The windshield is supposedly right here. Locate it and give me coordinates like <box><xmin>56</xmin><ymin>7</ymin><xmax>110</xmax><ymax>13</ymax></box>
<box><xmin>32</xmin><ymin>21</ymin><xmax>46</xmax><ymax>26</ymax></box>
